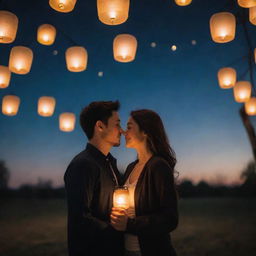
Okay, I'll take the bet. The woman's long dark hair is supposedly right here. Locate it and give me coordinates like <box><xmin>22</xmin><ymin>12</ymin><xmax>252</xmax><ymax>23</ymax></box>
<box><xmin>131</xmin><ymin>109</ymin><xmax>177</xmax><ymax>174</ymax></box>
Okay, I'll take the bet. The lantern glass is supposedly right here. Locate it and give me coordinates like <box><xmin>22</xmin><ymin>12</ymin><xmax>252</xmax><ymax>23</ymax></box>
<box><xmin>245</xmin><ymin>98</ymin><xmax>256</xmax><ymax>115</ymax></box>
<box><xmin>233</xmin><ymin>81</ymin><xmax>252</xmax><ymax>103</ymax></box>
<box><xmin>9</xmin><ymin>46</ymin><xmax>33</xmax><ymax>75</ymax></box>
<box><xmin>238</xmin><ymin>0</ymin><xmax>256</xmax><ymax>8</ymax></box>
<box><xmin>66</xmin><ymin>47</ymin><xmax>88</xmax><ymax>72</ymax></box>
<box><xmin>37</xmin><ymin>24</ymin><xmax>56</xmax><ymax>45</ymax></box>
<box><xmin>2</xmin><ymin>95</ymin><xmax>20</xmax><ymax>116</ymax></box>
<box><xmin>113</xmin><ymin>34</ymin><xmax>137</xmax><ymax>63</ymax></box>
<box><xmin>175</xmin><ymin>0</ymin><xmax>192</xmax><ymax>6</ymax></box>
<box><xmin>59</xmin><ymin>113</ymin><xmax>76</xmax><ymax>132</ymax></box>
<box><xmin>113</xmin><ymin>186</ymin><xmax>129</xmax><ymax>209</ymax></box>
<box><xmin>0</xmin><ymin>11</ymin><xmax>18</xmax><ymax>44</ymax></box>
<box><xmin>38</xmin><ymin>96</ymin><xmax>56</xmax><ymax>117</ymax></box>
<box><xmin>0</xmin><ymin>66</ymin><xmax>11</xmax><ymax>89</ymax></box>
<box><xmin>49</xmin><ymin>0</ymin><xmax>77</xmax><ymax>13</ymax></box>
<box><xmin>217</xmin><ymin>67</ymin><xmax>236</xmax><ymax>89</ymax></box>
<box><xmin>97</xmin><ymin>0</ymin><xmax>130</xmax><ymax>25</ymax></box>
<box><xmin>210</xmin><ymin>12</ymin><xmax>236</xmax><ymax>43</ymax></box>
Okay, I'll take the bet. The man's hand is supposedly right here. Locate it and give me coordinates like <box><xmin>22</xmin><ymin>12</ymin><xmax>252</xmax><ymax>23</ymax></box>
<box><xmin>110</xmin><ymin>207</ymin><xmax>128</xmax><ymax>231</ymax></box>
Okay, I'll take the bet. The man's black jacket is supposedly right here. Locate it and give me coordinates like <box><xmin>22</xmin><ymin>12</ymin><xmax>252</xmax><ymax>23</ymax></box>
<box><xmin>64</xmin><ymin>143</ymin><xmax>124</xmax><ymax>256</ymax></box>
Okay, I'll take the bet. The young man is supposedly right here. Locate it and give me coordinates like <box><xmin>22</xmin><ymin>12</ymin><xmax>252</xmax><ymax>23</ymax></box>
<box><xmin>64</xmin><ymin>101</ymin><xmax>124</xmax><ymax>256</ymax></box>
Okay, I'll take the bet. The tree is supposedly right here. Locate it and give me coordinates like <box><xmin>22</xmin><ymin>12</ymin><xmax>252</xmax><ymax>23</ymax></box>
<box><xmin>240</xmin><ymin>160</ymin><xmax>256</xmax><ymax>196</ymax></box>
<box><xmin>0</xmin><ymin>160</ymin><xmax>10</xmax><ymax>189</ymax></box>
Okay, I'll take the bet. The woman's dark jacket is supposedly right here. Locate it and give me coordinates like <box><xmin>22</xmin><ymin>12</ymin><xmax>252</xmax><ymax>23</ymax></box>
<box><xmin>123</xmin><ymin>156</ymin><xmax>179</xmax><ymax>256</ymax></box>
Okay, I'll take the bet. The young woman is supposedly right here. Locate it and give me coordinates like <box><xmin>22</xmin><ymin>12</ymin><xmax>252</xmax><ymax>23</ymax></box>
<box><xmin>111</xmin><ymin>109</ymin><xmax>179</xmax><ymax>256</ymax></box>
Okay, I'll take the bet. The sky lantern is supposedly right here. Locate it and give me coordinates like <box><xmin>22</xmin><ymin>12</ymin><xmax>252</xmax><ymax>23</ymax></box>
<box><xmin>113</xmin><ymin>186</ymin><xmax>129</xmax><ymax>209</ymax></box>
<box><xmin>233</xmin><ymin>81</ymin><xmax>252</xmax><ymax>103</ymax></box>
<box><xmin>245</xmin><ymin>98</ymin><xmax>256</xmax><ymax>115</ymax></box>
<box><xmin>217</xmin><ymin>67</ymin><xmax>236</xmax><ymax>89</ymax></box>
<box><xmin>210</xmin><ymin>12</ymin><xmax>236</xmax><ymax>43</ymax></box>
<box><xmin>65</xmin><ymin>46</ymin><xmax>88</xmax><ymax>72</ymax></box>
<box><xmin>2</xmin><ymin>95</ymin><xmax>20</xmax><ymax>116</ymax></box>
<box><xmin>49</xmin><ymin>0</ymin><xmax>77</xmax><ymax>13</ymax></box>
<box><xmin>249</xmin><ymin>7</ymin><xmax>256</xmax><ymax>25</ymax></box>
<box><xmin>238</xmin><ymin>0</ymin><xmax>256</xmax><ymax>8</ymax></box>
<box><xmin>9</xmin><ymin>46</ymin><xmax>33</xmax><ymax>74</ymax></box>
<box><xmin>0</xmin><ymin>11</ymin><xmax>18</xmax><ymax>44</ymax></box>
<box><xmin>0</xmin><ymin>66</ymin><xmax>11</xmax><ymax>89</ymax></box>
<box><xmin>174</xmin><ymin>0</ymin><xmax>192</xmax><ymax>6</ymax></box>
<box><xmin>59</xmin><ymin>113</ymin><xmax>76</xmax><ymax>132</ymax></box>
<box><xmin>113</xmin><ymin>34</ymin><xmax>137</xmax><ymax>63</ymax></box>
<box><xmin>97</xmin><ymin>0</ymin><xmax>130</xmax><ymax>25</ymax></box>
<box><xmin>37</xmin><ymin>24</ymin><xmax>56</xmax><ymax>45</ymax></box>
<box><xmin>38</xmin><ymin>96</ymin><xmax>56</xmax><ymax>117</ymax></box>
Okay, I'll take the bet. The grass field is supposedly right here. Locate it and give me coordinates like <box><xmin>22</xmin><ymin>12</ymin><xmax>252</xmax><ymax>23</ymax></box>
<box><xmin>0</xmin><ymin>198</ymin><xmax>256</xmax><ymax>256</ymax></box>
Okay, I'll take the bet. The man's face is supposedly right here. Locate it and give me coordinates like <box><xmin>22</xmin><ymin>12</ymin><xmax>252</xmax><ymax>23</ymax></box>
<box><xmin>101</xmin><ymin>111</ymin><xmax>122</xmax><ymax>147</ymax></box>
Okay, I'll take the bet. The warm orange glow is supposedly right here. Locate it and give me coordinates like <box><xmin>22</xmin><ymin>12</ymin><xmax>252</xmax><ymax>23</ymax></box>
<box><xmin>9</xmin><ymin>46</ymin><xmax>33</xmax><ymax>75</ymax></box>
<box><xmin>245</xmin><ymin>97</ymin><xmax>256</xmax><ymax>115</ymax></box>
<box><xmin>65</xmin><ymin>47</ymin><xmax>88</xmax><ymax>72</ymax></box>
<box><xmin>49</xmin><ymin>0</ymin><xmax>77</xmax><ymax>13</ymax></box>
<box><xmin>217</xmin><ymin>67</ymin><xmax>236</xmax><ymax>89</ymax></box>
<box><xmin>97</xmin><ymin>0</ymin><xmax>130</xmax><ymax>25</ymax></box>
<box><xmin>37</xmin><ymin>24</ymin><xmax>56</xmax><ymax>45</ymax></box>
<box><xmin>175</xmin><ymin>0</ymin><xmax>192</xmax><ymax>6</ymax></box>
<box><xmin>59</xmin><ymin>113</ymin><xmax>76</xmax><ymax>132</ymax></box>
<box><xmin>0</xmin><ymin>66</ymin><xmax>11</xmax><ymax>89</ymax></box>
<box><xmin>38</xmin><ymin>96</ymin><xmax>56</xmax><ymax>117</ymax></box>
<box><xmin>249</xmin><ymin>7</ymin><xmax>256</xmax><ymax>25</ymax></box>
<box><xmin>113</xmin><ymin>34</ymin><xmax>137</xmax><ymax>63</ymax></box>
<box><xmin>0</xmin><ymin>11</ymin><xmax>18</xmax><ymax>44</ymax></box>
<box><xmin>113</xmin><ymin>187</ymin><xmax>129</xmax><ymax>209</ymax></box>
<box><xmin>233</xmin><ymin>81</ymin><xmax>251</xmax><ymax>103</ymax></box>
<box><xmin>255</xmin><ymin>48</ymin><xmax>256</xmax><ymax>63</ymax></box>
<box><xmin>210</xmin><ymin>12</ymin><xmax>236</xmax><ymax>43</ymax></box>
<box><xmin>2</xmin><ymin>95</ymin><xmax>20</xmax><ymax>116</ymax></box>
<box><xmin>238</xmin><ymin>0</ymin><xmax>256</xmax><ymax>8</ymax></box>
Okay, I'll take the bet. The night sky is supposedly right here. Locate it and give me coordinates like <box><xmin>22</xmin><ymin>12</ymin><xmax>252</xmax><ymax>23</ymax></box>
<box><xmin>0</xmin><ymin>0</ymin><xmax>255</xmax><ymax>188</ymax></box>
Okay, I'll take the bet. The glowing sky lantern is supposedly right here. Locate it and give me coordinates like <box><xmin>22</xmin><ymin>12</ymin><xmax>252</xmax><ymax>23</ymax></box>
<box><xmin>210</xmin><ymin>12</ymin><xmax>236</xmax><ymax>43</ymax></box>
<box><xmin>245</xmin><ymin>98</ymin><xmax>256</xmax><ymax>116</ymax></box>
<box><xmin>233</xmin><ymin>81</ymin><xmax>251</xmax><ymax>103</ymax></box>
<box><xmin>2</xmin><ymin>95</ymin><xmax>20</xmax><ymax>116</ymax></box>
<box><xmin>49</xmin><ymin>0</ymin><xmax>77</xmax><ymax>13</ymax></box>
<box><xmin>38</xmin><ymin>96</ymin><xmax>56</xmax><ymax>117</ymax></box>
<box><xmin>217</xmin><ymin>67</ymin><xmax>236</xmax><ymax>89</ymax></box>
<box><xmin>113</xmin><ymin>34</ymin><xmax>137</xmax><ymax>63</ymax></box>
<box><xmin>249</xmin><ymin>7</ymin><xmax>256</xmax><ymax>25</ymax></box>
<box><xmin>37</xmin><ymin>24</ymin><xmax>56</xmax><ymax>45</ymax></box>
<box><xmin>238</xmin><ymin>0</ymin><xmax>256</xmax><ymax>8</ymax></box>
<box><xmin>59</xmin><ymin>113</ymin><xmax>76</xmax><ymax>132</ymax></box>
<box><xmin>97</xmin><ymin>0</ymin><xmax>130</xmax><ymax>25</ymax></box>
<box><xmin>0</xmin><ymin>11</ymin><xmax>18</xmax><ymax>44</ymax></box>
<box><xmin>174</xmin><ymin>0</ymin><xmax>192</xmax><ymax>6</ymax></box>
<box><xmin>9</xmin><ymin>46</ymin><xmax>33</xmax><ymax>74</ymax></box>
<box><xmin>0</xmin><ymin>66</ymin><xmax>11</xmax><ymax>89</ymax></box>
<box><xmin>113</xmin><ymin>186</ymin><xmax>129</xmax><ymax>209</ymax></box>
<box><xmin>65</xmin><ymin>46</ymin><xmax>88</xmax><ymax>72</ymax></box>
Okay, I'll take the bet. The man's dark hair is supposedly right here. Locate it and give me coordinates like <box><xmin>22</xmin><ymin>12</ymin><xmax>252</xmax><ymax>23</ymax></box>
<box><xmin>80</xmin><ymin>101</ymin><xmax>120</xmax><ymax>139</ymax></box>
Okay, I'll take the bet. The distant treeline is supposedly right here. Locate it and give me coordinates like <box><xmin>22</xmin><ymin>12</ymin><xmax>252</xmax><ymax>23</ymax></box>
<box><xmin>0</xmin><ymin>179</ymin><xmax>255</xmax><ymax>199</ymax></box>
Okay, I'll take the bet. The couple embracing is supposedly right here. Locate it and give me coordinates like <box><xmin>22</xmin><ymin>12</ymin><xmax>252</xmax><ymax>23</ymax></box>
<box><xmin>64</xmin><ymin>101</ymin><xmax>178</xmax><ymax>256</ymax></box>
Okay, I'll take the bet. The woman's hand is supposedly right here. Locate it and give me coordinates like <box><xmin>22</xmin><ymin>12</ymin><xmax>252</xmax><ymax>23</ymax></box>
<box><xmin>110</xmin><ymin>207</ymin><xmax>128</xmax><ymax>231</ymax></box>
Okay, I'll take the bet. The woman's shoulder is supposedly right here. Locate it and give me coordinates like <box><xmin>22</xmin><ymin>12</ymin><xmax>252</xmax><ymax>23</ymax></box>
<box><xmin>147</xmin><ymin>156</ymin><xmax>173</xmax><ymax>174</ymax></box>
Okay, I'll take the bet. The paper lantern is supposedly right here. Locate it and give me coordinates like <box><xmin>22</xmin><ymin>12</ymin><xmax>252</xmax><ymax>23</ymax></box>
<box><xmin>113</xmin><ymin>186</ymin><xmax>129</xmax><ymax>209</ymax></box>
<box><xmin>238</xmin><ymin>0</ymin><xmax>256</xmax><ymax>8</ymax></box>
<box><xmin>38</xmin><ymin>96</ymin><xmax>56</xmax><ymax>117</ymax></box>
<box><xmin>59</xmin><ymin>113</ymin><xmax>76</xmax><ymax>132</ymax></box>
<box><xmin>245</xmin><ymin>97</ymin><xmax>256</xmax><ymax>115</ymax></box>
<box><xmin>97</xmin><ymin>0</ymin><xmax>130</xmax><ymax>25</ymax></box>
<box><xmin>9</xmin><ymin>46</ymin><xmax>33</xmax><ymax>74</ymax></box>
<box><xmin>113</xmin><ymin>34</ymin><xmax>137</xmax><ymax>63</ymax></box>
<box><xmin>249</xmin><ymin>7</ymin><xmax>256</xmax><ymax>25</ymax></box>
<box><xmin>0</xmin><ymin>66</ymin><xmax>11</xmax><ymax>89</ymax></box>
<box><xmin>210</xmin><ymin>12</ymin><xmax>236</xmax><ymax>43</ymax></box>
<box><xmin>217</xmin><ymin>67</ymin><xmax>236</xmax><ymax>89</ymax></box>
<box><xmin>0</xmin><ymin>11</ymin><xmax>18</xmax><ymax>44</ymax></box>
<box><xmin>174</xmin><ymin>0</ymin><xmax>192</xmax><ymax>6</ymax></box>
<box><xmin>49</xmin><ymin>0</ymin><xmax>77</xmax><ymax>13</ymax></box>
<box><xmin>233</xmin><ymin>81</ymin><xmax>251</xmax><ymax>103</ymax></box>
<box><xmin>65</xmin><ymin>47</ymin><xmax>88</xmax><ymax>72</ymax></box>
<box><xmin>37</xmin><ymin>24</ymin><xmax>56</xmax><ymax>45</ymax></box>
<box><xmin>2</xmin><ymin>95</ymin><xmax>20</xmax><ymax>116</ymax></box>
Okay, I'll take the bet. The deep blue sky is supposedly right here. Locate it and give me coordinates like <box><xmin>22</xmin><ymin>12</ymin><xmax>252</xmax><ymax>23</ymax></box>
<box><xmin>0</xmin><ymin>0</ymin><xmax>255</xmax><ymax>188</ymax></box>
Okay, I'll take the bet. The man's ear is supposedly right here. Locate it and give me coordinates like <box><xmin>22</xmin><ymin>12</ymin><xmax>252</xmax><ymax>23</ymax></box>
<box><xmin>95</xmin><ymin>120</ymin><xmax>105</xmax><ymax>132</ymax></box>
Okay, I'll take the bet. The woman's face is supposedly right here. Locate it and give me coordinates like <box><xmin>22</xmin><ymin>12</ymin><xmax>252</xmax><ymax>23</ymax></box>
<box><xmin>125</xmin><ymin>117</ymin><xmax>146</xmax><ymax>148</ymax></box>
